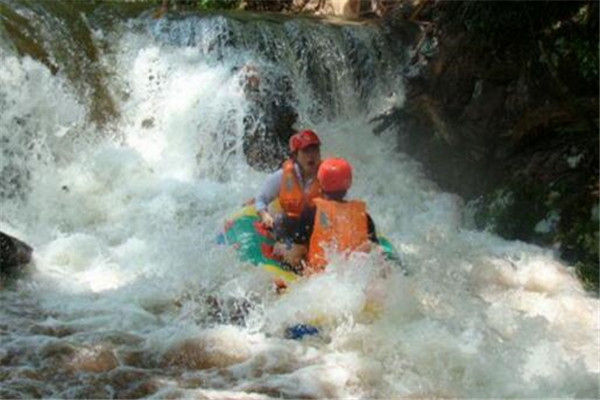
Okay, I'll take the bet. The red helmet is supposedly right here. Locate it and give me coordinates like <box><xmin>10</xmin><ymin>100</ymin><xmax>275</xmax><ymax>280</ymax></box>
<box><xmin>289</xmin><ymin>130</ymin><xmax>321</xmax><ymax>152</ymax></box>
<box><xmin>317</xmin><ymin>158</ymin><xmax>353</xmax><ymax>192</ymax></box>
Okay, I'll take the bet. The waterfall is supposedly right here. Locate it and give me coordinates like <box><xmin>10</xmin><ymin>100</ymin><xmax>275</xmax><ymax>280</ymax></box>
<box><xmin>0</xmin><ymin>3</ymin><xmax>597</xmax><ymax>398</ymax></box>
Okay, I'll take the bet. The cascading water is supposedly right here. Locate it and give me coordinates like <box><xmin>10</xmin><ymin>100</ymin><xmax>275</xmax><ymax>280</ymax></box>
<box><xmin>1</xmin><ymin>4</ymin><xmax>598</xmax><ymax>399</ymax></box>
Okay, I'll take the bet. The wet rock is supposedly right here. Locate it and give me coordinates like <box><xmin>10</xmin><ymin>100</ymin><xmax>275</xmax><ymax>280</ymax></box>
<box><xmin>0</xmin><ymin>367</ymin><xmax>10</xmax><ymax>381</ymax></box>
<box><xmin>100</xmin><ymin>367</ymin><xmax>160</xmax><ymax>398</ymax></box>
<box><xmin>39</xmin><ymin>341</ymin><xmax>77</xmax><ymax>361</ymax></box>
<box><xmin>115</xmin><ymin>377</ymin><xmax>160</xmax><ymax>399</ymax></box>
<box><xmin>120</xmin><ymin>349</ymin><xmax>156</xmax><ymax>369</ymax></box>
<box><xmin>242</xmin><ymin>97</ymin><xmax>297</xmax><ymax>172</ymax></box>
<box><xmin>154</xmin><ymin>388</ymin><xmax>185</xmax><ymax>399</ymax></box>
<box><xmin>101</xmin><ymin>331</ymin><xmax>145</xmax><ymax>346</ymax></box>
<box><xmin>106</xmin><ymin>367</ymin><xmax>150</xmax><ymax>389</ymax></box>
<box><xmin>0</xmin><ymin>349</ymin><xmax>9</xmax><ymax>366</ymax></box>
<box><xmin>0</xmin><ymin>367</ymin><xmax>41</xmax><ymax>385</ymax></box>
<box><xmin>141</xmin><ymin>117</ymin><xmax>155</xmax><ymax>129</ymax></box>
<box><xmin>8</xmin><ymin>367</ymin><xmax>43</xmax><ymax>382</ymax></box>
<box><xmin>0</xmin><ymin>231</ymin><xmax>33</xmax><ymax>280</ymax></box>
<box><xmin>30</xmin><ymin>323</ymin><xmax>75</xmax><ymax>338</ymax></box>
<box><xmin>1</xmin><ymin>346</ymin><xmax>36</xmax><ymax>367</ymax></box>
<box><xmin>0</xmin><ymin>388</ymin><xmax>26</xmax><ymax>399</ymax></box>
<box><xmin>237</xmin><ymin>65</ymin><xmax>298</xmax><ymax>172</ymax></box>
<box><xmin>59</xmin><ymin>383</ymin><xmax>113</xmax><ymax>399</ymax></box>
<box><xmin>40</xmin><ymin>341</ymin><xmax>120</xmax><ymax>374</ymax></box>
<box><xmin>2</xmin><ymin>378</ymin><xmax>50</xmax><ymax>398</ymax></box>
<box><xmin>162</xmin><ymin>328</ymin><xmax>252</xmax><ymax>370</ymax></box>
<box><xmin>68</xmin><ymin>345</ymin><xmax>119</xmax><ymax>373</ymax></box>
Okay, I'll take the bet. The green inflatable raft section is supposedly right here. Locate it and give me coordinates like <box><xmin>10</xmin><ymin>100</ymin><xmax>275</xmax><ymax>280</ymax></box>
<box><xmin>217</xmin><ymin>205</ymin><xmax>401</xmax><ymax>283</ymax></box>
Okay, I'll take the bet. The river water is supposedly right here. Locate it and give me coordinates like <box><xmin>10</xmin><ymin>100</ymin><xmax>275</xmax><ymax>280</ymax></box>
<box><xmin>0</xmin><ymin>5</ymin><xmax>598</xmax><ymax>399</ymax></box>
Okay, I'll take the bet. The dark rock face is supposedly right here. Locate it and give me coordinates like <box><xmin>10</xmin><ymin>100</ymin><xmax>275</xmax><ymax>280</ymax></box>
<box><xmin>373</xmin><ymin>1</ymin><xmax>599</xmax><ymax>290</ymax></box>
<box><xmin>240</xmin><ymin>69</ymin><xmax>298</xmax><ymax>172</ymax></box>
<box><xmin>1</xmin><ymin>231</ymin><xmax>33</xmax><ymax>279</ymax></box>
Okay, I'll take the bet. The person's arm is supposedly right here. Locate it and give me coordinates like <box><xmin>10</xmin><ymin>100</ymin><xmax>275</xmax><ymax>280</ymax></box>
<box><xmin>255</xmin><ymin>169</ymin><xmax>282</xmax><ymax>212</ymax></box>
<box><xmin>255</xmin><ymin>169</ymin><xmax>283</xmax><ymax>227</ymax></box>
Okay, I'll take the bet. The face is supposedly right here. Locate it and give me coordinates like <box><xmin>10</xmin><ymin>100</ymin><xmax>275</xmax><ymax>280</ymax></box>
<box><xmin>295</xmin><ymin>145</ymin><xmax>321</xmax><ymax>176</ymax></box>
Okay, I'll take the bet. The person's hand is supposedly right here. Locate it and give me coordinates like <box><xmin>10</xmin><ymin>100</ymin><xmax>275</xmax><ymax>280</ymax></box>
<box><xmin>273</xmin><ymin>277</ymin><xmax>288</xmax><ymax>294</ymax></box>
<box><xmin>285</xmin><ymin>244</ymin><xmax>307</xmax><ymax>268</ymax></box>
<box><xmin>258</xmin><ymin>210</ymin><xmax>274</xmax><ymax>228</ymax></box>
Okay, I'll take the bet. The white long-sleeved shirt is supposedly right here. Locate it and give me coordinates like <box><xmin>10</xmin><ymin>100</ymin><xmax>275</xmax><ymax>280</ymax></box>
<box><xmin>255</xmin><ymin>162</ymin><xmax>316</xmax><ymax>213</ymax></box>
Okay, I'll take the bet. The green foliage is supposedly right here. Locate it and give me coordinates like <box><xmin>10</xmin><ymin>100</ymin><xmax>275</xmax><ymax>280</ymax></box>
<box><xmin>439</xmin><ymin>1</ymin><xmax>596</xmax><ymax>48</ymax></box>
<box><xmin>562</xmin><ymin>211</ymin><xmax>599</xmax><ymax>293</ymax></box>
<box><xmin>196</xmin><ymin>0</ymin><xmax>240</xmax><ymax>10</ymax></box>
<box><xmin>458</xmin><ymin>3</ymin><xmax>534</xmax><ymax>44</ymax></box>
<box><xmin>552</xmin><ymin>34</ymin><xmax>599</xmax><ymax>80</ymax></box>
<box><xmin>472</xmin><ymin>185</ymin><xmax>551</xmax><ymax>241</ymax></box>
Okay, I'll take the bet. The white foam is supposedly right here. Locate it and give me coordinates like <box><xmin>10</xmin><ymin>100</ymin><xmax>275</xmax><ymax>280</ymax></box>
<box><xmin>0</xmin><ymin>21</ymin><xmax>597</xmax><ymax>399</ymax></box>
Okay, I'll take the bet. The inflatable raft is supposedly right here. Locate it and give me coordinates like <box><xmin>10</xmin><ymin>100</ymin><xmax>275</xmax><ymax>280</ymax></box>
<box><xmin>217</xmin><ymin>204</ymin><xmax>401</xmax><ymax>285</ymax></box>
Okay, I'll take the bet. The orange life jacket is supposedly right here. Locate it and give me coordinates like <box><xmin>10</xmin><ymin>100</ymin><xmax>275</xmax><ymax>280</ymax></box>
<box><xmin>307</xmin><ymin>198</ymin><xmax>369</xmax><ymax>271</ymax></box>
<box><xmin>278</xmin><ymin>159</ymin><xmax>322</xmax><ymax>218</ymax></box>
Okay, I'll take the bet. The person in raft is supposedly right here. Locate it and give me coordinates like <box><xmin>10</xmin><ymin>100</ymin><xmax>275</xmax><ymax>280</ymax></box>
<box><xmin>254</xmin><ymin>129</ymin><xmax>322</xmax><ymax>229</ymax></box>
<box><xmin>286</xmin><ymin>157</ymin><xmax>379</xmax><ymax>274</ymax></box>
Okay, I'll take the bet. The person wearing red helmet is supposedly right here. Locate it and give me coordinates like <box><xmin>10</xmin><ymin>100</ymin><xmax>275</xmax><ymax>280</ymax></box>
<box><xmin>255</xmin><ymin>129</ymin><xmax>323</xmax><ymax>228</ymax></box>
<box><xmin>283</xmin><ymin>157</ymin><xmax>379</xmax><ymax>274</ymax></box>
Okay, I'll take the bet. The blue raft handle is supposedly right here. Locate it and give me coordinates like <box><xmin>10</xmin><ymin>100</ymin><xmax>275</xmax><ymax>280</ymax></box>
<box><xmin>285</xmin><ymin>324</ymin><xmax>319</xmax><ymax>340</ymax></box>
